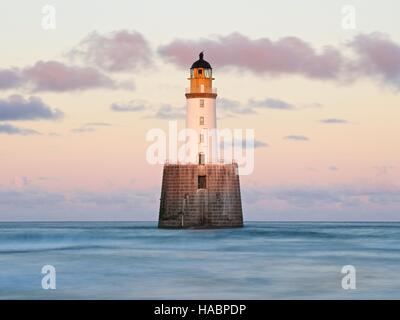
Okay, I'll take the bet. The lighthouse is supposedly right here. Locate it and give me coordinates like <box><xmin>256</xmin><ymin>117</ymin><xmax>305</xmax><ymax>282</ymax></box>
<box><xmin>158</xmin><ymin>53</ymin><xmax>243</xmax><ymax>229</ymax></box>
<box><xmin>185</xmin><ymin>52</ymin><xmax>218</xmax><ymax>164</ymax></box>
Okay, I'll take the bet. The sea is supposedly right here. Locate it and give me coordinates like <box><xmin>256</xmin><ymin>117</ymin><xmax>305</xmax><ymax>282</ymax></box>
<box><xmin>0</xmin><ymin>221</ymin><xmax>399</xmax><ymax>299</ymax></box>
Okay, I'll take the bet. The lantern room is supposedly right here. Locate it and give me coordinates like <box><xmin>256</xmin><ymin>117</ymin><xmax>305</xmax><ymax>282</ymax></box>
<box><xmin>188</xmin><ymin>52</ymin><xmax>214</xmax><ymax>94</ymax></box>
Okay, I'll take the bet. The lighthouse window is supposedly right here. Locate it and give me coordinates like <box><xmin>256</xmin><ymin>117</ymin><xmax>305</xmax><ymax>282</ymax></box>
<box><xmin>198</xmin><ymin>69</ymin><xmax>202</xmax><ymax>75</ymax></box>
<box><xmin>199</xmin><ymin>133</ymin><xmax>204</xmax><ymax>143</ymax></box>
<box><xmin>200</xmin><ymin>99</ymin><xmax>204</xmax><ymax>108</ymax></box>
<box><xmin>199</xmin><ymin>153</ymin><xmax>205</xmax><ymax>165</ymax></box>
<box><xmin>200</xmin><ymin>116</ymin><xmax>204</xmax><ymax>125</ymax></box>
<box><xmin>198</xmin><ymin>176</ymin><xmax>206</xmax><ymax>189</ymax></box>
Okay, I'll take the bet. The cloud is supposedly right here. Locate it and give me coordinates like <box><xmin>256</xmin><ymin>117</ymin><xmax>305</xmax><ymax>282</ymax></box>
<box><xmin>241</xmin><ymin>185</ymin><xmax>400</xmax><ymax>220</ymax></box>
<box><xmin>23</xmin><ymin>60</ymin><xmax>117</xmax><ymax>92</ymax></box>
<box><xmin>0</xmin><ymin>95</ymin><xmax>62</xmax><ymax>121</ymax></box>
<box><xmin>270</xmin><ymin>188</ymin><xmax>346</xmax><ymax>207</ymax></box>
<box><xmin>84</xmin><ymin>122</ymin><xmax>112</xmax><ymax>126</ymax></box>
<box><xmin>218</xmin><ymin>97</ymin><xmax>296</xmax><ymax>116</ymax></box>
<box><xmin>320</xmin><ymin>118</ymin><xmax>349</xmax><ymax>124</ymax></box>
<box><xmin>0</xmin><ymin>189</ymin><xmax>66</xmax><ymax>211</ymax></box>
<box><xmin>0</xmin><ymin>123</ymin><xmax>40</xmax><ymax>135</ymax></box>
<box><xmin>329</xmin><ymin>166</ymin><xmax>338</xmax><ymax>171</ymax></box>
<box><xmin>1</xmin><ymin>185</ymin><xmax>399</xmax><ymax>221</ymax></box>
<box><xmin>349</xmin><ymin>32</ymin><xmax>400</xmax><ymax>89</ymax></box>
<box><xmin>70</xmin><ymin>127</ymin><xmax>96</xmax><ymax>134</ymax></box>
<box><xmin>250</xmin><ymin>98</ymin><xmax>295</xmax><ymax>110</ymax></box>
<box><xmin>151</xmin><ymin>104</ymin><xmax>185</xmax><ymax>119</ymax></box>
<box><xmin>0</xmin><ymin>68</ymin><xmax>23</xmax><ymax>89</ymax></box>
<box><xmin>70</xmin><ymin>30</ymin><xmax>152</xmax><ymax>72</ymax></box>
<box><xmin>12</xmin><ymin>176</ymin><xmax>31</xmax><ymax>189</ymax></box>
<box><xmin>3</xmin><ymin>32</ymin><xmax>400</xmax><ymax>94</ymax></box>
<box><xmin>0</xmin><ymin>61</ymin><xmax>127</xmax><ymax>92</ymax></box>
<box><xmin>373</xmin><ymin>165</ymin><xmax>395</xmax><ymax>177</ymax></box>
<box><xmin>111</xmin><ymin>100</ymin><xmax>147</xmax><ymax>112</ymax></box>
<box><xmin>284</xmin><ymin>135</ymin><xmax>309</xmax><ymax>141</ymax></box>
<box><xmin>159</xmin><ymin>32</ymin><xmax>345</xmax><ymax>79</ymax></box>
<box><xmin>160</xmin><ymin>32</ymin><xmax>400</xmax><ymax>90</ymax></box>
<box><xmin>0</xmin><ymin>187</ymin><xmax>159</xmax><ymax>221</ymax></box>
<box><xmin>254</xmin><ymin>140</ymin><xmax>269</xmax><ymax>148</ymax></box>
<box><xmin>302</xmin><ymin>102</ymin><xmax>324</xmax><ymax>109</ymax></box>
<box><xmin>218</xmin><ymin>98</ymin><xmax>255</xmax><ymax>114</ymax></box>
<box><xmin>111</xmin><ymin>100</ymin><xmax>183</xmax><ymax>119</ymax></box>
<box><xmin>48</xmin><ymin>132</ymin><xmax>61</xmax><ymax>137</ymax></box>
<box><xmin>71</xmin><ymin>122</ymin><xmax>113</xmax><ymax>133</ymax></box>
<box><xmin>270</xmin><ymin>186</ymin><xmax>400</xmax><ymax>207</ymax></box>
<box><xmin>223</xmin><ymin>138</ymin><xmax>269</xmax><ymax>150</ymax></box>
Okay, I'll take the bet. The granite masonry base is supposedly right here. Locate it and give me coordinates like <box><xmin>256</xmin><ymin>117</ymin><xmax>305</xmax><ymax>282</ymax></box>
<box><xmin>158</xmin><ymin>163</ymin><xmax>243</xmax><ymax>229</ymax></box>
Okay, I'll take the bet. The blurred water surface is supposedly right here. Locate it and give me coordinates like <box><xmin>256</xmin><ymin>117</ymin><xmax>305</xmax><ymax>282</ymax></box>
<box><xmin>0</xmin><ymin>221</ymin><xmax>399</xmax><ymax>299</ymax></box>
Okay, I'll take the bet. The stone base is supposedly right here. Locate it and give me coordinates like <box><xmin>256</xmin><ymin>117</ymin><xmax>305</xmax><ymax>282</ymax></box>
<box><xmin>158</xmin><ymin>163</ymin><xmax>243</xmax><ymax>229</ymax></box>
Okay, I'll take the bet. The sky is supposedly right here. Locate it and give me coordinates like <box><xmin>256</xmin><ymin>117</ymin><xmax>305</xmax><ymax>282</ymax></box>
<box><xmin>0</xmin><ymin>0</ymin><xmax>399</xmax><ymax>221</ymax></box>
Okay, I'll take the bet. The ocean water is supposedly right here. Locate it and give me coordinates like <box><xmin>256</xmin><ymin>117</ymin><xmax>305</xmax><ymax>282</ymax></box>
<box><xmin>0</xmin><ymin>221</ymin><xmax>399</xmax><ymax>299</ymax></box>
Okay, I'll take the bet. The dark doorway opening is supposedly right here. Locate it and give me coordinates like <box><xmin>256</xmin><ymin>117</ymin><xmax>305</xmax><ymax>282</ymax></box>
<box><xmin>198</xmin><ymin>176</ymin><xmax>206</xmax><ymax>189</ymax></box>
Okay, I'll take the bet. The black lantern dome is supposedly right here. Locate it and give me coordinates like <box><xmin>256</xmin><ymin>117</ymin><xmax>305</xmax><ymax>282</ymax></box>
<box><xmin>190</xmin><ymin>52</ymin><xmax>212</xmax><ymax>69</ymax></box>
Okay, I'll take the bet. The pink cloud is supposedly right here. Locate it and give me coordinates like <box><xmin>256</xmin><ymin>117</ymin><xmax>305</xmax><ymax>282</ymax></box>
<box><xmin>23</xmin><ymin>60</ymin><xmax>117</xmax><ymax>91</ymax></box>
<box><xmin>158</xmin><ymin>33</ymin><xmax>345</xmax><ymax>79</ymax></box>
<box><xmin>70</xmin><ymin>30</ymin><xmax>152</xmax><ymax>72</ymax></box>
<box><xmin>349</xmin><ymin>32</ymin><xmax>400</xmax><ymax>89</ymax></box>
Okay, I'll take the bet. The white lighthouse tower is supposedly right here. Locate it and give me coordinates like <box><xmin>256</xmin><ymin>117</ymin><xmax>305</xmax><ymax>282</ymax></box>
<box><xmin>158</xmin><ymin>53</ymin><xmax>243</xmax><ymax>229</ymax></box>
<box><xmin>185</xmin><ymin>52</ymin><xmax>217</xmax><ymax>164</ymax></box>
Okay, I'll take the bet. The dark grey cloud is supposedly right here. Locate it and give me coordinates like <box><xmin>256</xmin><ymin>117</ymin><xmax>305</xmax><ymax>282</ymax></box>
<box><xmin>0</xmin><ymin>123</ymin><xmax>40</xmax><ymax>135</ymax></box>
<box><xmin>320</xmin><ymin>118</ymin><xmax>349</xmax><ymax>124</ymax></box>
<box><xmin>284</xmin><ymin>135</ymin><xmax>309</xmax><ymax>141</ymax></box>
<box><xmin>0</xmin><ymin>95</ymin><xmax>62</xmax><ymax>121</ymax></box>
<box><xmin>69</xmin><ymin>30</ymin><xmax>152</xmax><ymax>72</ymax></box>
